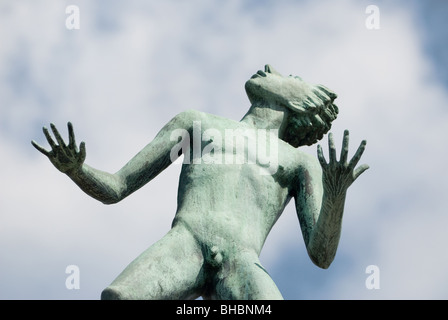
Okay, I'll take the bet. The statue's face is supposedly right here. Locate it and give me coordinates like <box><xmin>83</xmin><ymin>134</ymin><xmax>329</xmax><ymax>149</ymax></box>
<box><xmin>245</xmin><ymin>64</ymin><xmax>313</xmax><ymax>108</ymax></box>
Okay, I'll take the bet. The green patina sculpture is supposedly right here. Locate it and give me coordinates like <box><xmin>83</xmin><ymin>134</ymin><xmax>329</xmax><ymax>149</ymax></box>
<box><xmin>32</xmin><ymin>64</ymin><xmax>368</xmax><ymax>300</ymax></box>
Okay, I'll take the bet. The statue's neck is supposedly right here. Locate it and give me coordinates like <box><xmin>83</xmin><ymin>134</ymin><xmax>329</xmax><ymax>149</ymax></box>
<box><xmin>240</xmin><ymin>102</ymin><xmax>289</xmax><ymax>137</ymax></box>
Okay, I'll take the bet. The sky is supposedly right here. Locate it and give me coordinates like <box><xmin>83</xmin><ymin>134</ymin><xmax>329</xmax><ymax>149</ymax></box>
<box><xmin>1</xmin><ymin>0</ymin><xmax>448</xmax><ymax>300</ymax></box>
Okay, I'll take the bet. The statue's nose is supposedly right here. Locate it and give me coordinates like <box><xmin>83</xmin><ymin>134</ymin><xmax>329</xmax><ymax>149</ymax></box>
<box><xmin>265</xmin><ymin>64</ymin><xmax>282</xmax><ymax>76</ymax></box>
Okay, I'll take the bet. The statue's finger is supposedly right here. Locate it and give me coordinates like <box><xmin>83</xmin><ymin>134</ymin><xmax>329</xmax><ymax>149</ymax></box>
<box><xmin>328</xmin><ymin>132</ymin><xmax>336</xmax><ymax>164</ymax></box>
<box><xmin>317</xmin><ymin>144</ymin><xmax>327</xmax><ymax>167</ymax></box>
<box><xmin>43</xmin><ymin>126</ymin><xmax>57</xmax><ymax>150</ymax></box>
<box><xmin>31</xmin><ymin>140</ymin><xmax>50</xmax><ymax>157</ymax></box>
<box><xmin>67</xmin><ymin>122</ymin><xmax>77</xmax><ymax>151</ymax></box>
<box><xmin>348</xmin><ymin>140</ymin><xmax>367</xmax><ymax>169</ymax></box>
<box><xmin>353</xmin><ymin>164</ymin><xmax>369</xmax><ymax>181</ymax></box>
<box><xmin>50</xmin><ymin>123</ymin><xmax>66</xmax><ymax>148</ymax></box>
<box><xmin>79</xmin><ymin>141</ymin><xmax>86</xmax><ymax>163</ymax></box>
<box><xmin>340</xmin><ymin>130</ymin><xmax>349</xmax><ymax>165</ymax></box>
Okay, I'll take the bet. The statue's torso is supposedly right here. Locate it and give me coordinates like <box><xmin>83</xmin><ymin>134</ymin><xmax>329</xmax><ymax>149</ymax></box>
<box><xmin>171</xmin><ymin>113</ymin><xmax>305</xmax><ymax>255</ymax></box>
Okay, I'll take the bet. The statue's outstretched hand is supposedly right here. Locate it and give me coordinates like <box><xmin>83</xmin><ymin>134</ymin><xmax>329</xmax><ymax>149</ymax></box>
<box><xmin>32</xmin><ymin>122</ymin><xmax>86</xmax><ymax>174</ymax></box>
<box><xmin>317</xmin><ymin>130</ymin><xmax>369</xmax><ymax>196</ymax></box>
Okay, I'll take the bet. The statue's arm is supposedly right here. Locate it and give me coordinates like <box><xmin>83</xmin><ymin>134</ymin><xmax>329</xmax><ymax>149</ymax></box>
<box><xmin>32</xmin><ymin>110</ymin><xmax>200</xmax><ymax>204</ymax></box>
<box><xmin>294</xmin><ymin>130</ymin><xmax>368</xmax><ymax>269</ymax></box>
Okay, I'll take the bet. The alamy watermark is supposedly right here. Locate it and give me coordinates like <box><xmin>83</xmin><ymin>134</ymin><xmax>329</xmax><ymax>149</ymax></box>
<box><xmin>365</xmin><ymin>5</ymin><xmax>380</xmax><ymax>30</ymax></box>
<box><xmin>170</xmin><ymin>121</ymin><xmax>279</xmax><ymax>175</ymax></box>
<box><xmin>66</xmin><ymin>5</ymin><xmax>80</xmax><ymax>30</ymax></box>
<box><xmin>65</xmin><ymin>265</ymin><xmax>80</xmax><ymax>290</ymax></box>
<box><xmin>365</xmin><ymin>265</ymin><xmax>380</xmax><ymax>289</ymax></box>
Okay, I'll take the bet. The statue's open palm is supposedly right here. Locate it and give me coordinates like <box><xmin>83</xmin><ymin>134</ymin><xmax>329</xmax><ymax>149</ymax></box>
<box><xmin>32</xmin><ymin>122</ymin><xmax>86</xmax><ymax>174</ymax></box>
<box><xmin>317</xmin><ymin>130</ymin><xmax>369</xmax><ymax>196</ymax></box>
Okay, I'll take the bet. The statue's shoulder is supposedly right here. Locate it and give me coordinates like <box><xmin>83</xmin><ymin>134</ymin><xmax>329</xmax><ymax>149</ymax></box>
<box><xmin>180</xmin><ymin>109</ymin><xmax>229</xmax><ymax>121</ymax></box>
<box><xmin>177</xmin><ymin>109</ymin><xmax>208</xmax><ymax>122</ymax></box>
<box><xmin>290</xmin><ymin>148</ymin><xmax>321</xmax><ymax>174</ymax></box>
<box><xmin>174</xmin><ymin>109</ymin><xmax>221</xmax><ymax>130</ymax></box>
<box><xmin>187</xmin><ymin>110</ymin><xmax>242</xmax><ymax>130</ymax></box>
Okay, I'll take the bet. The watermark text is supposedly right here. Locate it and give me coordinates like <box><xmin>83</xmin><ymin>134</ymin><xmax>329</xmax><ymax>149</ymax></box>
<box><xmin>365</xmin><ymin>5</ymin><xmax>380</xmax><ymax>30</ymax></box>
<box><xmin>365</xmin><ymin>264</ymin><xmax>380</xmax><ymax>289</ymax></box>
<box><xmin>66</xmin><ymin>5</ymin><xmax>80</xmax><ymax>30</ymax></box>
<box><xmin>65</xmin><ymin>264</ymin><xmax>80</xmax><ymax>290</ymax></box>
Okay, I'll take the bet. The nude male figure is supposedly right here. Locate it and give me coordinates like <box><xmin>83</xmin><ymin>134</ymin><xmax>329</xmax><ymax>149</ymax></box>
<box><xmin>32</xmin><ymin>64</ymin><xmax>368</xmax><ymax>300</ymax></box>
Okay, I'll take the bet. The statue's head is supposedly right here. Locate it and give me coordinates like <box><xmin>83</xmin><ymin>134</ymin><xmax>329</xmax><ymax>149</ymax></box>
<box><xmin>245</xmin><ymin>65</ymin><xmax>339</xmax><ymax>147</ymax></box>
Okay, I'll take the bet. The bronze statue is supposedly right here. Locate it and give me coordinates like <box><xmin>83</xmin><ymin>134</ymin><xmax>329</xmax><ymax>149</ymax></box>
<box><xmin>32</xmin><ymin>64</ymin><xmax>368</xmax><ymax>299</ymax></box>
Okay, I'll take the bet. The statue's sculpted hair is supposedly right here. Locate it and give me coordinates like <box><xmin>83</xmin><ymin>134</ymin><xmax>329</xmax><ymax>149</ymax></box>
<box><xmin>283</xmin><ymin>83</ymin><xmax>339</xmax><ymax>147</ymax></box>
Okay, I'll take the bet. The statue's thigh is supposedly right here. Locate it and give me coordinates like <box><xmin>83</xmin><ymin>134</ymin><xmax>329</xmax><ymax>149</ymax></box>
<box><xmin>214</xmin><ymin>253</ymin><xmax>283</xmax><ymax>300</ymax></box>
<box><xmin>102</xmin><ymin>226</ymin><xmax>204</xmax><ymax>300</ymax></box>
